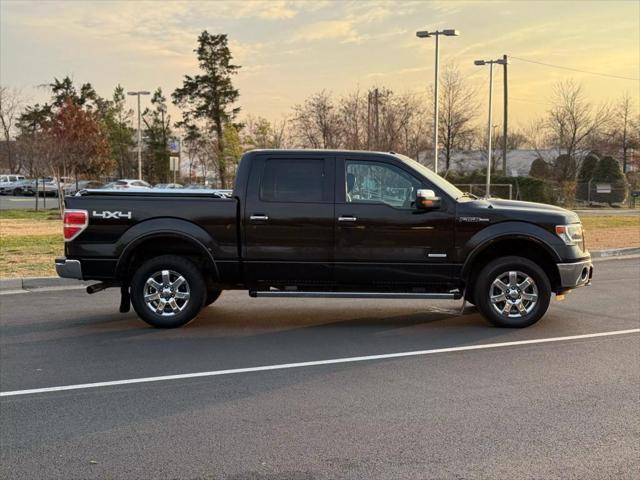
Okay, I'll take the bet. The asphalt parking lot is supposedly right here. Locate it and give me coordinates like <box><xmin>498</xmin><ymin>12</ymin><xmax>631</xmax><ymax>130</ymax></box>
<box><xmin>1</xmin><ymin>257</ymin><xmax>639</xmax><ymax>479</ymax></box>
<box><xmin>0</xmin><ymin>195</ymin><xmax>57</xmax><ymax>210</ymax></box>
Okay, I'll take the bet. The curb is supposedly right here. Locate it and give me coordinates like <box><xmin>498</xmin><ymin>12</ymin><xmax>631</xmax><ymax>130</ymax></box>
<box><xmin>1</xmin><ymin>247</ymin><xmax>639</xmax><ymax>293</ymax></box>
<box><xmin>0</xmin><ymin>277</ymin><xmax>92</xmax><ymax>292</ymax></box>
<box><xmin>590</xmin><ymin>247</ymin><xmax>640</xmax><ymax>258</ymax></box>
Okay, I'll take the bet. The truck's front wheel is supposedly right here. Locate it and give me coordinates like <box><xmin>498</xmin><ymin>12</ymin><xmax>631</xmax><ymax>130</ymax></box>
<box><xmin>476</xmin><ymin>256</ymin><xmax>551</xmax><ymax>328</ymax></box>
<box><xmin>131</xmin><ymin>255</ymin><xmax>206</xmax><ymax>328</ymax></box>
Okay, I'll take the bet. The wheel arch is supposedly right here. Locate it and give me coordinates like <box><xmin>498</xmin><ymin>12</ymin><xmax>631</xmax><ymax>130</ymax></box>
<box><xmin>115</xmin><ymin>219</ymin><xmax>220</xmax><ymax>282</ymax></box>
<box><xmin>462</xmin><ymin>232</ymin><xmax>562</xmax><ymax>301</ymax></box>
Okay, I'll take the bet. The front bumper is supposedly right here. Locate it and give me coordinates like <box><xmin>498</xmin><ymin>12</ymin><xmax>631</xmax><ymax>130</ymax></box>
<box><xmin>55</xmin><ymin>257</ymin><xmax>83</xmax><ymax>280</ymax></box>
<box><xmin>557</xmin><ymin>257</ymin><xmax>593</xmax><ymax>289</ymax></box>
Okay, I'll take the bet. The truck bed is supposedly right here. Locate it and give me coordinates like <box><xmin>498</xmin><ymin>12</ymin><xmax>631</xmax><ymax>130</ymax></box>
<box><xmin>64</xmin><ymin>190</ymin><xmax>240</xmax><ymax>281</ymax></box>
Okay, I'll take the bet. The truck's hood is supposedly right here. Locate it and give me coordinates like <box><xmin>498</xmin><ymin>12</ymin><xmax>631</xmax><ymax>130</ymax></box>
<box><xmin>469</xmin><ymin>198</ymin><xmax>580</xmax><ymax>224</ymax></box>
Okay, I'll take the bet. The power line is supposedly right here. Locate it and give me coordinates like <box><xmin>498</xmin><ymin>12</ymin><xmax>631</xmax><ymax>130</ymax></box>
<box><xmin>509</xmin><ymin>55</ymin><xmax>640</xmax><ymax>81</ymax></box>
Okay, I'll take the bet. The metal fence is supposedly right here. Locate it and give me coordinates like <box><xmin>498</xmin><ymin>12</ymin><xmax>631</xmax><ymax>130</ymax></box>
<box><xmin>454</xmin><ymin>183</ymin><xmax>513</xmax><ymax>200</ymax></box>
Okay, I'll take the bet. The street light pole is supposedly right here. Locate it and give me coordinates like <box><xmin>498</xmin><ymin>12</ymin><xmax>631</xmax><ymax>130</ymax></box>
<box><xmin>416</xmin><ymin>29</ymin><xmax>459</xmax><ymax>174</ymax></box>
<box><xmin>433</xmin><ymin>33</ymin><xmax>439</xmax><ymax>174</ymax></box>
<box><xmin>474</xmin><ymin>58</ymin><xmax>508</xmax><ymax>198</ymax></box>
<box><xmin>486</xmin><ymin>61</ymin><xmax>494</xmax><ymax>198</ymax></box>
<box><xmin>127</xmin><ymin>91</ymin><xmax>150</xmax><ymax>180</ymax></box>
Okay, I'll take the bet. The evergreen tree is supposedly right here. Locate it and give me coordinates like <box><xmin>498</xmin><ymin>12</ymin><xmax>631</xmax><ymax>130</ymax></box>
<box><xmin>578</xmin><ymin>152</ymin><xmax>599</xmax><ymax>181</ymax></box>
<box><xmin>104</xmin><ymin>85</ymin><xmax>134</xmax><ymax>178</ymax></box>
<box><xmin>173</xmin><ymin>31</ymin><xmax>240</xmax><ymax>188</ymax></box>
<box><xmin>142</xmin><ymin>88</ymin><xmax>171</xmax><ymax>183</ymax></box>
<box><xmin>576</xmin><ymin>151</ymin><xmax>599</xmax><ymax>200</ymax></box>
<box><xmin>528</xmin><ymin>158</ymin><xmax>550</xmax><ymax>179</ymax></box>
<box><xmin>593</xmin><ymin>156</ymin><xmax>625</xmax><ymax>204</ymax></box>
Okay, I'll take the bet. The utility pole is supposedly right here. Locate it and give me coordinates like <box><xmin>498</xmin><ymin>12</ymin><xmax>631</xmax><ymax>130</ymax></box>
<box><xmin>416</xmin><ymin>28</ymin><xmax>460</xmax><ymax>173</ymax></box>
<box><xmin>367</xmin><ymin>91</ymin><xmax>371</xmax><ymax>150</ymax></box>
<box><xmin>502</xmin><ymin>54</ymin><xmax>508</xmax><ymax>175</ymax></box>
<box><xmin>127</xmin><ymin>91</ymin><xmax>150</xmax><ymax>180</ymax></box>
<box><xmin>374</xmin><ymin>88</ymin><xmax>379</xmax><ymax>150</ymax></box>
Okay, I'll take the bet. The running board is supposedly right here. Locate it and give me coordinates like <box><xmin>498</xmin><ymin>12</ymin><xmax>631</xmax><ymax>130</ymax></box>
<box><xmin>249</xmin><ymin>291</ymin><xmax>459</xmax><ymax>300</ymax></box>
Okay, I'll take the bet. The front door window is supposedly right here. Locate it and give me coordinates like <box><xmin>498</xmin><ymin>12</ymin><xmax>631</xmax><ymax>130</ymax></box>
<box><xmin>345</xmin><ymin>160</ymin><xmax>421</xmax><ymax>209</ymax></box>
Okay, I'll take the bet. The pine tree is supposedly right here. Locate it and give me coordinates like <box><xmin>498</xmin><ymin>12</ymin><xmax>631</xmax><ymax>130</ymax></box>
<box><xmin>173</xmin><ymin>32</ymin><xmax>240</xmax><ymax>188</ymax></box>
<box><xmin>142</xmin><ymin>88</ymin><xmax>171</xmax><ymax>183</ymax></box>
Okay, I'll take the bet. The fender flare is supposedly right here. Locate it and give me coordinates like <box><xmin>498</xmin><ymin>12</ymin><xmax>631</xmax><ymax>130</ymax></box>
<box><xmin>461</xmin><ymin>221</ymin><xmax>562</xmax><ymax>279</ymax></box>
<box><xmin>114</xmin><ymin>218</ymin><xmax>220</xmax><ymax>281</ymax></box>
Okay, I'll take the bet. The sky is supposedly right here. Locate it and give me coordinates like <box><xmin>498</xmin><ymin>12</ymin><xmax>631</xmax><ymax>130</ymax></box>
<box><xmin>1</xmin><ymin>0</ymin><xmax>639</xmax><ymax>129</ymax></box>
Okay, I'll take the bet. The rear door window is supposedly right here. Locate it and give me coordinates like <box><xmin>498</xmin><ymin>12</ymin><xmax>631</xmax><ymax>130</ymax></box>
<box><xmin>260</xmin><ymin>158</ymin><xmax>328</xmax><ymax>203</ymax></box>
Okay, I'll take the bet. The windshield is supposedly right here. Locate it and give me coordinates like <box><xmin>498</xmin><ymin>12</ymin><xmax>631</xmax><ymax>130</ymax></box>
<box><xmin>393</xmin><ymin>154</ymin><xmax>465</xmax><ymax>200</ymax></box>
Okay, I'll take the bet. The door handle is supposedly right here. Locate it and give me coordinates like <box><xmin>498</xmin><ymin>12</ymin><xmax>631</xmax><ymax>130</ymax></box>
<box><xmin>250</xmin><ymin>214</ymin><xmax>269</xmax><ymax>221</ymax></box>
<box><xmin>338</xmin><ymin>216</ymin><xmax>357</xmax><ymax>222</ymax></box>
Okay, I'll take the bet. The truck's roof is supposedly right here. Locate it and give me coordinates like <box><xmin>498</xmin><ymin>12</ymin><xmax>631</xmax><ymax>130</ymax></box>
<box><xmin>246</xmin><ymin>149</ymin><xmax>400</xmax><ymax>156</ymax></box>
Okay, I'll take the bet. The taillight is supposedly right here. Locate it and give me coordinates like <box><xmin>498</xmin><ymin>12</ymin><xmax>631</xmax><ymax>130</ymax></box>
<box><xmin>63</xmin><ymin>209</ymin><xmax>88</xmax><ymax>241</ymax></box>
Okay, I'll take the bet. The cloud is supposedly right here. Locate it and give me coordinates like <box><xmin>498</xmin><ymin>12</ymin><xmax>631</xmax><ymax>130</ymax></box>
<box><xmin>292</xmin><ymin>20</ymin><xmax>359</xmax><ymax>42</ymax></box>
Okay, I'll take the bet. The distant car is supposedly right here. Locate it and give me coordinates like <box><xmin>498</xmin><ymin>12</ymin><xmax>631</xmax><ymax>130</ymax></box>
<box><xmin>0</xmin><ymin>179</ymin><xmax>32</xmax><ymax>195</ymax></box>
<box><xmin>184</xmin><ymin>183</ymin><xmax>208</xmax><ymax>189</ymax></box>
<box><xmin>64</xmin><ymin>180</ymin><xmax>105</xmax><ymax>195</ymax></box>
<box><xmin>0</xmin><ymin>174</ymin><xmax>26</xmax><ymax>194</ymax></box>
<box><xmin>19</xmin><ymin>178</ymin><xmax>52</xmax><ymax>196</ymax></box>
<box><xmin>154</xmin><ymin>183</ymin><xmax>183</xmax><ymax>189</ymax></box>
<box><xmin>103</xmin><ymin>179</ymin><xmax>152</xmax><ymax>189</ymax></box>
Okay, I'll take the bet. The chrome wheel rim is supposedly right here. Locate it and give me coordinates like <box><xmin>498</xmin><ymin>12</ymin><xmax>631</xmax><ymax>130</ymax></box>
<box><xmin>144</xmin><ymin>270</ymin><xmax>190</xmax><ymax>316</ymax></box>
<box><xmin>490</xmin><ymin>270</ymin><xmax>538</xmax><ymax>318</ymax></box>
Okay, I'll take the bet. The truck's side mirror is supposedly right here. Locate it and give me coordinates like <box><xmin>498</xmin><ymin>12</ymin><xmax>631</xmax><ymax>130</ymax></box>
<box><xmin>416</xmin><ymin>189</ymin><xmax>441</xmax><ymax>210</ymax></box>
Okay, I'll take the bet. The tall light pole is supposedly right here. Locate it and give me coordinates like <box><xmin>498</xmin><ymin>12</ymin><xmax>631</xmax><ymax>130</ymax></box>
<box><xmin>127</xmin><ymin>91</ymin><xmax>150</xmax><ymax>180</ymax></box>
<box><xmin>416</xmin><ymin>28</ymin><xmax>459</xmax><ymax>174</ymax></box>
<box><xmin>474</xmin><ymin>58</ymin><xmax>507</xmax><ymax>198</ymax></box>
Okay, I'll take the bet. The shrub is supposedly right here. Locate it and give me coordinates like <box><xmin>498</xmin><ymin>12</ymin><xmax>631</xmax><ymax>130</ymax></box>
<box><xmin>592</xmin><ymin>156</ymin><xmax>626</xmax><ymax>204</ymax></box>
<box><xmin>449</xmin><ymin>170</ymin><xmax>553</xmax><ymax>204</ymax></box>
<box><xmin>529</xmin><ymin>158</ymin><xmax>550</xmax><ymax>179</ymax></box>
<box><xmin>576</xmin><ymin>152</ymin><xmax>599</xmax><ymax>200</ymax></box>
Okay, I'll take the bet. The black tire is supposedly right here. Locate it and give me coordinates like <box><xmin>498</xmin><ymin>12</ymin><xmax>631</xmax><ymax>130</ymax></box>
<box><xmin>205</xmin><ymin>288</ymin><xmax>222</xmax><ymax>306</ymax></box>
<box><xmin>130</xmin><ymin>255</ymin><xmax>206</xmax><ymax>328</ymax></box>
<box><xmin>475</xmin><ymin>256</ymin><xmax>551</xmax><ymax>328</ymax></box>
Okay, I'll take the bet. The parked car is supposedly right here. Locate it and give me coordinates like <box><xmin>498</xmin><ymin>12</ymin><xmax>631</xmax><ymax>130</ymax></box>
<box><xmin>56</xmin><ymin>149</ymin><xmax>592</xmax><ymax>329</ymax></box>
<box><xmin>103</xmin><ymin>179</ymin><xmax>152</xmax><ymax>189</ymax></box>
<box><xmin>0</xmin><ymin>174</ymin><xmax>26</xmax><ymax>194</ymax></box>
<box><xmin>64</xmin><ymin>180</ymin><xmax>105</xmax><ymax>196</ymax></box>
<box><xmin>183</xmin><ymin>183</ymin><xmax>208</xmax><ymax>189</ymax></box>
<box><xmin>20</xmin><ymin>178</ymin><xmax>51</xmax><ymax>196</ymax></box>
<box><xmin>0</xmin><ymin>178</ymin><xmax>31</xmax><ymax>195</ymax></box>
<box><xmin>154</xmin><ymin>183</ymin><xmax>183</xmax><ymax>189</ymax></box>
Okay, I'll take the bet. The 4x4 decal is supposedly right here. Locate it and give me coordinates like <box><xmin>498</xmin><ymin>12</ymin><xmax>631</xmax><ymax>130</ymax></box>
<box><xmin>92</xmin><ymin>210</ymin><xmax>132</xmax><ymax>219</ymax></box>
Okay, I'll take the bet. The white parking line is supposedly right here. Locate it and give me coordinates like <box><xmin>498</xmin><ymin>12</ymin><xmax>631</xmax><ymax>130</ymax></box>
<box><xmin>2</xmin><ymin>329</ymin><xmax>638</xmax><ymax>398</ymax></box>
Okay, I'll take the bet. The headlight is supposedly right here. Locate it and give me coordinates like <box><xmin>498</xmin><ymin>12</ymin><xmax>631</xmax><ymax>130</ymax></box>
<box><xmin>555</xmin><ymin>224</ymin><xmax>583</xmax><ymax>246</ymax></box>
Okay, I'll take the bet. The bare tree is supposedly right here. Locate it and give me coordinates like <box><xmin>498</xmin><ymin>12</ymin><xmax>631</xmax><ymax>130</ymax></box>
<box><xmin>614</xmin><ymin>93</ymin><xmax>638</xmax><ymax>173</ymax></box>
<box><xmin>0</xmin><ymin>86</ymin><xmax>23</xmax><ymax>173</ymax></box>
<box><xmin>546</xmin><ymin>80</ymin><xmax>612</xmax><ymax>179</ymax></box>
<box><xmin>435</xmin><ymin>64</ymin><xmax>479</xmax><ymax>171</ymax></box>
<box><xmin>340</xmin><ymin>89</ymin><xmax>366</xmax><ymax>150</ymax></box>
<box><xmin>291</xmin><ymin>91</ymin><xmax>342</xmax><ymax>148</ymax></box>
<box><xmin>243</xmin><ymin>115</ymin><xmax>289</xmax><ymax>149</ymax></box>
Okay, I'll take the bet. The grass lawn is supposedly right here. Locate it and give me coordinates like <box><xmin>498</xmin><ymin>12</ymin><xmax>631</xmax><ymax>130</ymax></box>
<box><xmin>0</xmin><ymin>210</ymin><xmax>638</xmax><ymax>279</ymax></box>
<box><xmin>1</xmin><ymin>210</ymin><xmax>63</xmax><ymax>277</ymax></box>
<box><xmin>580</xmin><ymin>215</ymin><xmax>640</xmax><ymax>250</ymax></box>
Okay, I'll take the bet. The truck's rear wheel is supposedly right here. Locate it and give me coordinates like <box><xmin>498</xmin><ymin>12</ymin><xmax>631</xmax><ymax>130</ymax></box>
<box><xmin>476</xmin><ymin>256</ymin><xmax>551</xmax><ymax>328</ymax></box>
<box><xmin>131</xmin><ymin>255</ymin><xmax>206</xmax><ymax>328</ymax></box>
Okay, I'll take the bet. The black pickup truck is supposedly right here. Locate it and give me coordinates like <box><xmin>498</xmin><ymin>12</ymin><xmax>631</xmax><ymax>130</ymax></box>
<box><xmin>56</xmin><ymin>149</ymin><xmax>592</xmax><ymax>328</ymax></box>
